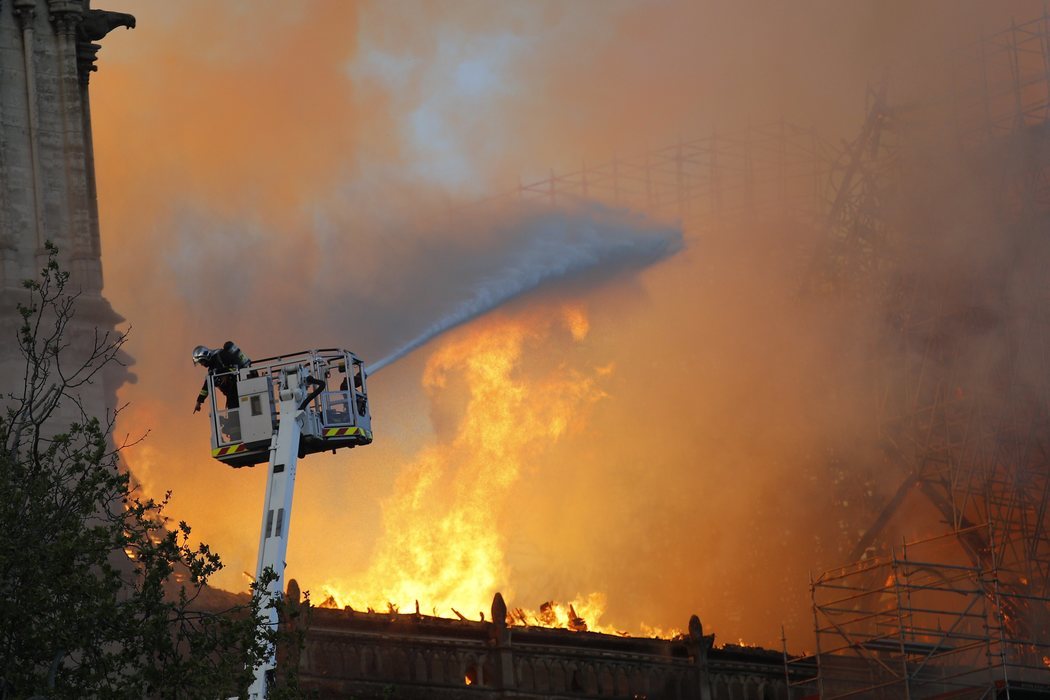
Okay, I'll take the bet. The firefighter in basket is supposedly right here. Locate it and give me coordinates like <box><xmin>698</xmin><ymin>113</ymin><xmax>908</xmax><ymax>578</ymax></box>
<box><xmin>192</xmin><ymin>341</ymin><xmax>251</xmax><ymax>440</ymax></box>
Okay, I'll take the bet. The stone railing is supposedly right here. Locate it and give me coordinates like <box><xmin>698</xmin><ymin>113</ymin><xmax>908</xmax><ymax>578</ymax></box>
<box><xmin>285</xmin><ymin>585</ymin><xmax>797</xmax><ymax>700</ymax></box>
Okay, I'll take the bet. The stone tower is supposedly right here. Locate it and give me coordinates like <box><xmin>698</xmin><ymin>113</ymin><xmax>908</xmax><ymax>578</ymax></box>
<box><xmin>0</xmin><ymin>0</ymin><xmax>134</xmax><ymax>419</ymax></box>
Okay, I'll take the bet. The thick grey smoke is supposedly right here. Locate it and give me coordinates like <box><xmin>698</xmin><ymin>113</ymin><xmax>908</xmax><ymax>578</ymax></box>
<box><xmin>365</xmin><ymin>204</ymin><xmax>682</xmax><ymax>373</ymax></box>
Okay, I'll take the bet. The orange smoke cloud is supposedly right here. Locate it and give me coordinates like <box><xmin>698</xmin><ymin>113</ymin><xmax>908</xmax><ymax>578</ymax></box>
<box><xmin>87</xmin><ymin>0</ymin><xmax>1048</xmax><ymax>651</ymax></box>
<box><xmin>93</xmin><ymin>2</ymin><xmax>366</xmax><ymax>219</ymax></box>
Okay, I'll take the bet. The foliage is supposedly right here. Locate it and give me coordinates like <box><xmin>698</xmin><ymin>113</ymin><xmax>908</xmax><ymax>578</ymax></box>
<box><xmin>0</xmin><ymin>244</ymin><xmax>292</xmax><ymax>698</ymax></box>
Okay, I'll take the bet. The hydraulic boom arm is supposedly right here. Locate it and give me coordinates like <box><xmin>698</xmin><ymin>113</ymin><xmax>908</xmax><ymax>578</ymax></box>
<box><xmin>248</xmin><ymin>365</ymin><xmax>307</xmax><ymax>698</ymax></box>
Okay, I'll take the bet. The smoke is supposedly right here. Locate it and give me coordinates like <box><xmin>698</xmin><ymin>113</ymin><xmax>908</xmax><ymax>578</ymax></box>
<box><xmin>366</xmin><ymin>205</ymin><xmax>681</xmax><ymax>373</ymax></box>
<box><xmin>83</xmin><ymin>0</ymin><xmax>1050</xmax><ymax>650</ymax></box>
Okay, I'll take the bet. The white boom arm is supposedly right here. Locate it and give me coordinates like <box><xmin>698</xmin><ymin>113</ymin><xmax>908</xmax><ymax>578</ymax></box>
<box><xmin>248</xmin><ymin>367</ymin><xmax>306</xmax><ymax>699</ymax></box>
<box><xmin>205</xmin><ymin>348</ymin><xmax>371</xmax><ymax>698</ymax></box>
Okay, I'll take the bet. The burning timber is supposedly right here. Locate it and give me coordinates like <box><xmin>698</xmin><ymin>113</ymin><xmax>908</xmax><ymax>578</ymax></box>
<box><xmin>284</xmin><ymin>582</ymin><xmax>797</xmax><ymax>699</ymax></box>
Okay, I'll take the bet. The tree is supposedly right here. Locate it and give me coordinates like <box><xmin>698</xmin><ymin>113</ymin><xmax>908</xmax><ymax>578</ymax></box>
<box><xmin>0</xmin><ymin>244</ymin><xmax>286</xmax><ymax>698</ymax></box>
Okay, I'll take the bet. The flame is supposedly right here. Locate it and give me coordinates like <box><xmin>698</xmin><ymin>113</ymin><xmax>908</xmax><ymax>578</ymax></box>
<box><xmin>508</xmin><ymin>594</ymin><xmax>615</xmax><ymax>633</ymax></box>
<box><xmin>315</xmin><ymin>309</ymin><xmax>618</xmax><ymax>631</ymax></box>
<box><xmin>639</xmin><ymin>623</ymin><xmax>684</xmax><ymax>639</ymax></box>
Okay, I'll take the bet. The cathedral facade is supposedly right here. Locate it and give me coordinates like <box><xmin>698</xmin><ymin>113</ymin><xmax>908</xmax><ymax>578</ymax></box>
<box><xmin>0</xmin><ymin>0</ymin><xmax>133</xmax><ymax>417</ymax></box>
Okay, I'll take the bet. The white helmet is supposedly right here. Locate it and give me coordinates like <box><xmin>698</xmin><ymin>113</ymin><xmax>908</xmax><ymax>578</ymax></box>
<box><xmin>192</xmin><ymin>345</ymin><xmax>212</xmax><ymax>365</ymax></box>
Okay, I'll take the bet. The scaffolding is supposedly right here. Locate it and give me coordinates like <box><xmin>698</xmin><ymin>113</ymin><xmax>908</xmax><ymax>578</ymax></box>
<box><xmin>799</xmin><ymin>84</ymin><xmax>900</xmax><ymax>299</ymax></box>
<box><xmin>462</xmin><ymin>120</ymin><xmax>838</xmax><ymax>241</ymax></box>
<box><xmin>788</xmin><ymin>528</ymin><xmax>1050</xmax><ymax>699</ymax></box>
<box><xmin>783</xmin><ymin>12</ymin><xmax>1050</xmax><ymax>698</ymax></box>
<box><xmin>463</xmin><ymin>13</ymin><xmax>1050</xmax><ymax>245</ymax></box>
<box><xmin>864</xmin><ymin>10</ymin><xmax>1050</xmax><ymax>644</ymax></box>
<box><xmin>929</xmin><ymin>12</ymin><xmax>1050</xmax><ymax>151</ymax></box>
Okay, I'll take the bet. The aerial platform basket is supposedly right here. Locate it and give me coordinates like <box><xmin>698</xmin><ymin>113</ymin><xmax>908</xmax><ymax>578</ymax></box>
<box><xmin>206</xmin><ymin>348</ymin><xmax>372</xmax><ymax>468</ymax></box>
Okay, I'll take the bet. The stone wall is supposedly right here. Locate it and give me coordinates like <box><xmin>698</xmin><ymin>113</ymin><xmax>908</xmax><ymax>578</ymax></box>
<box><xmin>0</xmin><ymin>0</ymin><xmax>132</xmax><ymax>419</ymax></box>
<box><xmin>287</xmin><ymin>588</ymin><xmax>798</xmax><ymax>700</ymax></box>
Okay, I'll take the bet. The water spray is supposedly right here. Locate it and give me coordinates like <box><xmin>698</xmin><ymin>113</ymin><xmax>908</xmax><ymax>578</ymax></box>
<box><xmin>365</xmin><ymin>206</ymin><xmax>682</xmax><ymax>375</ymax></box>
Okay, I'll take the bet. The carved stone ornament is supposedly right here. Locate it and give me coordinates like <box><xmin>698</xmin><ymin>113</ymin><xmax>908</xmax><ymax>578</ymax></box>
<box><xmin>75</xmin><ymin>8</ymin><xmax>135</xmax><ymax>79</ymax></box>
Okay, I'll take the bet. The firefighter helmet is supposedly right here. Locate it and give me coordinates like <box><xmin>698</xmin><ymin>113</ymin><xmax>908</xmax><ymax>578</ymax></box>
<box><xmin>192</xmin><ymin>345</ymin><xmax>212</xmax><ymax>366</ymax></box>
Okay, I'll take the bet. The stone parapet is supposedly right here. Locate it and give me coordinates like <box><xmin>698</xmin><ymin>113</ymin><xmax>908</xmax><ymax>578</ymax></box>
<box><xmin>287</xmin><ymin>587</ymin><xmax>797</xmax><ymax>700</ymax></box>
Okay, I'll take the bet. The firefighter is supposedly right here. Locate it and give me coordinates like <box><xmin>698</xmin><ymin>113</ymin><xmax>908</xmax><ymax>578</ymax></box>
<box><xmin>192</xmin><ymin>341</ymin><xmax>251</xmax><ymax>413</ymax></box>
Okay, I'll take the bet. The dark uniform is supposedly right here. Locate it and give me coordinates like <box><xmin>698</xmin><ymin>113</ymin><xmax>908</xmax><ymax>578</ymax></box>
<box><xmin>194</xmin><ymin>341</ymin><xmax>251</xmax><ymax>412</ymax></box>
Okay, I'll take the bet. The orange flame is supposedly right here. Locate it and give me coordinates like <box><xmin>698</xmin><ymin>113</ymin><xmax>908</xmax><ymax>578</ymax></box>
<box><xmin>508</xmin><ymin>594</ymin><xmax>614</xmax><ymax>633</ymax></box>
<box><xmin>315</xmin><ymin>309</ymin><xmax>619</xmax><ymax>631</ymax></box>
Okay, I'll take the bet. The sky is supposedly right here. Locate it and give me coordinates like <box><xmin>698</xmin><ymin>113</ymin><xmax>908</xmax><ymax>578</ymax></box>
<box><xmin>87</xmin><ymin>0</ymin><xmax>1045</xmax><ymax>646</ymax></box>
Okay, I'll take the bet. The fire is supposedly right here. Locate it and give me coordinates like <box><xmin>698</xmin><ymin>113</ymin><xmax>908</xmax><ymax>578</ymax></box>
<box><xmin>507</xmin><ymin>594</ymin><xmax>614</xmax><ymax>633</ymax></box>
<box><xmin>639</xmin><ymin>623</ymin><xmax>684</xmax><ymax>639</ymax></box>
<box><xmin>314</xmin><ymin>309</ymin><xmax>618</xmax><ymax>631</ymax></box>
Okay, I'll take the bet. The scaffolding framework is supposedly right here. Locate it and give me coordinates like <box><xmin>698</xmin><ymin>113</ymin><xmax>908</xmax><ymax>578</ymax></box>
<box><xmin>462</xmin><ymin>120</ymin><xmax>838</xmax><ymax>241</ymax></box>
<box><xmin>788</xmin><ymin>528</ymin><xmax>1050</xmax><ymax>699</ymax></box>
<box><xmin>784</xmin><ymin>12</ymin><xmax>1050</xmax><ymax>698</ymax></box>
<box><xmin>799</xmin><ymin>84</ymin><xmax>901</xmax><ymax>299</ymax></box>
